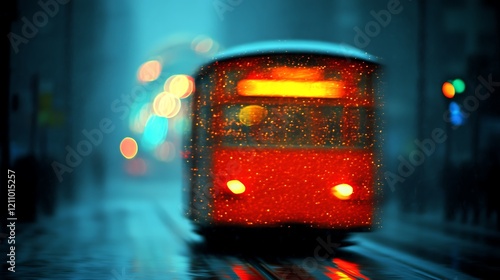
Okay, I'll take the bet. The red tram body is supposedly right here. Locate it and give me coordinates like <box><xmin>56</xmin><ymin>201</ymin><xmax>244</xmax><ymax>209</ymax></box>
<box><xmin>185</xmin><ymin>41</ymin><xmax>382</xmax><ymax>234</ymax></box>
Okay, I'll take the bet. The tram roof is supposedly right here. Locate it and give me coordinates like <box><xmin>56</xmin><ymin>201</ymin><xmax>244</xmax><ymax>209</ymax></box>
<box><xmin>209</xmin><ymin>40</ymin><xmax>379</xmax><ymax>64</ymax></box>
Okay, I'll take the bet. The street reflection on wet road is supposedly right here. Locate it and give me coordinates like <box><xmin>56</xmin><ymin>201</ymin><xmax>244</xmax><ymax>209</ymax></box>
<box><xmin>1</xmin><ymin>177</ymin><xmax>491</xmax><ymax>279</ymax></box>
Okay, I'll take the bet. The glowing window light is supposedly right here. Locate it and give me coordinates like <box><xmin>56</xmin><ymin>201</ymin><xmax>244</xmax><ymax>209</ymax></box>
<box><xmin>227</xmin><ymin>180</ymin><xmax>246</xmax><ymax>194</ymax></box>
<box><xmin>331</xmin><ymin>184</ymin><xmax>353</xmax><ymax>200</ymax></box>
<box><xmin>163</xmin><ymin>75</ymin><xmax>195</xmax><ymax>99</ymax></box>
<box><xmin>237</xmin><ymin>79</ymin><xmax>344</xmax><ymax>98</ymax></box>
<box><xmin>238</xmin><ymin>105</ymin><xmax>268</xmax><ymax>126</ymax></box>
<box><xmin>442</xmin><ymin>81</ymin><xmax>455</xmax><ymax>98</ymax></box>
<box><xmin>271</xmin><ymin>67</ymin><xmax>323</xmax><ymax>80</ymax></box>
<box><xmin>120</xmin><ymin>137</ymin><xmax>138</xmax><ymax>159</ymax></box>
<box><xmin>142</xmin><ymin>115</ymin><xmax>168</xmax><ymax>150</ymax></box>
<box><xmin>152</xmin><ymin>92</ymin><xmax>182</xmax><ymax>118</ymax></box>
<box><xmin>137</xmin><ymin>60</ymin><xmax>162</xmax><ymax>82</ymax></box>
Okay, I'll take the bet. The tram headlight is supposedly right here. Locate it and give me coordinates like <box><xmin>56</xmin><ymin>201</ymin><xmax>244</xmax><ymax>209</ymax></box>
<box><xmin>331</xmin><ymin>183</ymin><xmax>353</xmax><ymax>200</ymax></box>
<box><xmin>227</xmin><ymin>180</ymin><xmax>246</xmax><ymax>195</ymax></box>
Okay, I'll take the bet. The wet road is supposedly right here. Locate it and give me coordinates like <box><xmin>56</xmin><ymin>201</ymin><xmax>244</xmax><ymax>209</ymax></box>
<box><xmin>1</xmin><ymin>176</ymin><xmax>496</xmax><ymax>279</ymax></box>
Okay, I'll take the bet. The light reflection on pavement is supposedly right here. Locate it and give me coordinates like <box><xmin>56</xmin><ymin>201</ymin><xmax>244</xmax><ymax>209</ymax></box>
<box><xmin>0</xmin><ymin>176</ymin><xmax>483</xmax><ymax>279</ymax></box>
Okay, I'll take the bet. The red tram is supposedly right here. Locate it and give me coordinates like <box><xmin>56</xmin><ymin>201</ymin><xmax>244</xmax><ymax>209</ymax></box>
<box><xmin>185</xmin><ymin>40</ymin><xmax>382</xmax><ymax>236</ymax></box>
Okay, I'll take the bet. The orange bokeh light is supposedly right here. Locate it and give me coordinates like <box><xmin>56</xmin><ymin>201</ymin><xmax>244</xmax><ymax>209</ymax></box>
<box><xmin>163</xmin><ymin>75</ymin><xmax>195</xmax><ymax>99</ymax></box>
<box><xmin>120</xmin><ymin>137</ymin><xmax>138</xmax><ymax>159</ymax></box>
<box><xmin>152</xmin><ymin>92</ymin><xmax>182</xmax><ymax>118</ymax></box>
<box><xmin>442</xmin><ymin>81</ymin><xmax>455</xmax><ymax>98</ymax></box>
<box><xmin>238</xmin><ymin>105</ymin><xmax>268</xmax><ymax>126</ymax></box>
<box><xmin>137</xmin><ymin>60</ymin><xmax>162</xmax><ymax>82</ymax></box>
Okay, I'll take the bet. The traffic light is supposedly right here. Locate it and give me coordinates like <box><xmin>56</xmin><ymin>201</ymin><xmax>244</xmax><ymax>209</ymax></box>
<box><xmin>451</xmin><ymin>78</ymin><xmax>465</xmax><ymax>93</ymax></box>
<box><xmin>442</xmin><ymin>78</ymin><xmax>466</xmax><ymax>127</ymax></box>
<box><xmin>442</xmin><ymin>78</ymin><xmax>466</xmax><ymax>99</ymax></box>
<box><xmin>449</xmin><ymin>101</ymin><xmax>465</xmax><ymax>126</ymax></box>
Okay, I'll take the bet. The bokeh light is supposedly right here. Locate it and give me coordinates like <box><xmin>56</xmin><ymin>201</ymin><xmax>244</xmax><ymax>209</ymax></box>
<box><xmin>191</xmin><ymin>35</ymin><xmax>219</xmax><ymax>55</ymax></box>
<box><xmin>137</xmin><ymin>60</ymin><xmax>162</xmax><ymax>82</ymax></box>
<box><xmin>142</xmin><ymin>115</ymin><xmax>168</xmax><ymax>150</ymax></box>
<box><xmin>129</xmin><ymin>103</ymin><xmax>153</xmax><ymax>134</ymax></box>
<box><xmin>192</xmin><ymin>36</ymin><xmax>214</xmax><ymax>53</ymax></box>
<box><xmin>152</xmin><ymin>92</ymin><xmax>182</xmax><ymax>118</ymax></box>
<box><xmin>125</xmin><ymin>158</ymin><xmax>147</xmax><ymax>176</ymax></box>
<box><xmin>452</xmin><ymin>78</ymin><xmax>466</xmax><ymax>94</ymax></box>
<box><xmin>238</xmin><ymin>105</ymin><xmax>268</xmax><ymax>126</ymax></box>
<box><xmin>120</xmin><ymin>137</ymin><xmax>138</xmax><ymax>159</ymax></box>
<box><xmin>163</xmin><ymin>75</ymin><xmax>195</xmax><ymax>99</ymax></box>
<box><xmin>442</xmin><ymin>81</ymin><xmax>455</xmax><ymax>98</ymax></box>
<box><xmin>449</xmin><ymin>101</ymin><xmax>464</xmax><ymax>126</ymax></box>
<box><xmin>154</xmin><ymin>141</ymin><xmax>176</xmax><ymax>162</ymax></box>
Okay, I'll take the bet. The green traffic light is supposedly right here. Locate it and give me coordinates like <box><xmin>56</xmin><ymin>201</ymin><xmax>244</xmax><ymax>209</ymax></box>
<box><xmin>452</xmin><ymin>79</ymin><xmax>465</xmax><ymax>94</ymax></box>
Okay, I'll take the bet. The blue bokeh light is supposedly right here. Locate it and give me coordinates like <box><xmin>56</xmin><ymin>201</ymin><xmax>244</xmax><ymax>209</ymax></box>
<box><xmin>449</xmin><ymin>101</ymin><xmax>464</xmax><ymax>126</ymax></box>
<box><xmin>142</xmin><ymin>115</ymin><xmax>169</xmax><ymax>150</ymax></box>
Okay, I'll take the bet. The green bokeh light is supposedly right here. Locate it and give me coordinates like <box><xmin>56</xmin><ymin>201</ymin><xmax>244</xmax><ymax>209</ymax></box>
<box><xmin>452</xmin><ymin>79</ymin><xmax>466</xmax><ymax>94</ymax></box>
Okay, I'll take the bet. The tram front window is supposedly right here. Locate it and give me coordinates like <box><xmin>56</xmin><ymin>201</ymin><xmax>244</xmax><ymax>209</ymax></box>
<box><xmin>221</xmin><ymin>104</ymin><xmax>372</xmax><ymax>148</ymax></box>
